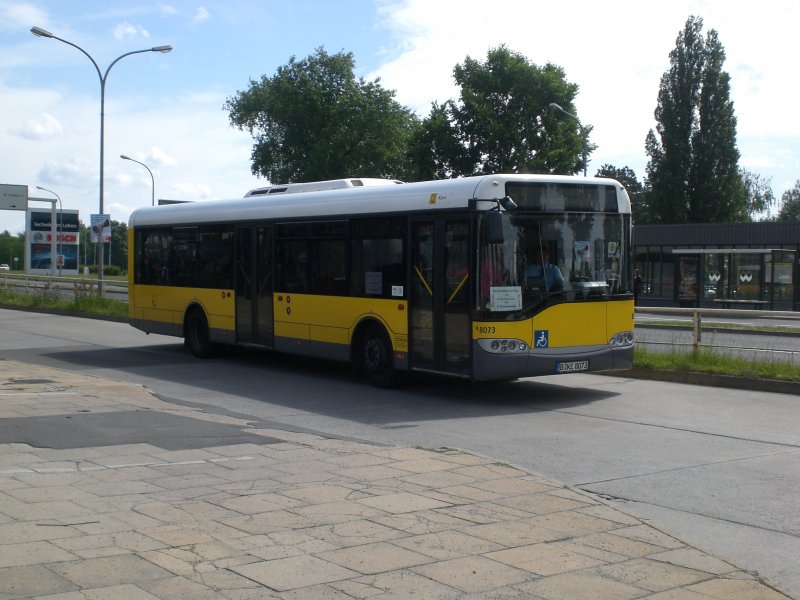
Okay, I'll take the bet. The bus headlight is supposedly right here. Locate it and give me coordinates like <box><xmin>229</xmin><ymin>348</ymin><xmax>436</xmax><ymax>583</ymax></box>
<box><xmin>608</xmin><ymin>331</ymin><xmax>634</xmax><ymax>347</ymax></box>
<box><xmin>478</xmin><ymin>339</ymin><xmax>528</xmax><ymax>353</ymax></box>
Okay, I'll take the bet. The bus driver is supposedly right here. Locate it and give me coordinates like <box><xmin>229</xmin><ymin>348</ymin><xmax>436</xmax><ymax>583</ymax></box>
<box><xmin>525</xmin><ymin>246</ymin><xmax>563</xmax><ymax>293</ymax></box>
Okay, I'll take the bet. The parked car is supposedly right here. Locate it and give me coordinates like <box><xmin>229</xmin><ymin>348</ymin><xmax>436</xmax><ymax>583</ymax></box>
<box><xmin>0</xmin><ymin>263</ymin><xmax>10</xmax><ymax>272</ymax></box>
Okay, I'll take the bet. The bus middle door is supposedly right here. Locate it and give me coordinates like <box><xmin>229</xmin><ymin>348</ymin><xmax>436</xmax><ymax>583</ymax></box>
<box><xmin>410</xmin><ymin>218</ymin><xmax>471</xmax><ymax>376</ymax></box>
<box><xmin>235</xmin><ymin>225</ymin><xmax>274</xmax><ymax>347</ymax></box>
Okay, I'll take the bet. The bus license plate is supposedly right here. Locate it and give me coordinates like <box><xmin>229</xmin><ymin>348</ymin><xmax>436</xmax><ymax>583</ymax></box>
<box><xmin>556</xmin><ymin>360</ymin><xmax>589</xmax><ymax>374</ymax></box>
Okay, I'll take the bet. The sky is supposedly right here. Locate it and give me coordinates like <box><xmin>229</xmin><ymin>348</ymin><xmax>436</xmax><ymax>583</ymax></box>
<box><xmin>1</xmin><ymin>0</ymin><xmax>799</xmax><ymax>235</ymax></box>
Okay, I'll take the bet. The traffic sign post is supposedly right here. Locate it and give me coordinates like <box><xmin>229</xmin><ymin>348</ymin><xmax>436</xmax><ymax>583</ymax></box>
<box><xmin>0</xmin><ymin>184</ymin><xmax>28</xmax><ymax>211</ymax></box>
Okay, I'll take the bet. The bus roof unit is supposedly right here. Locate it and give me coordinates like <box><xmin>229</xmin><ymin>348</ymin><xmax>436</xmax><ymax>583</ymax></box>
<box><xmin>244</xmin><ymin>178</ymin><xmax>403</xmax><ymax>197</ymax></box>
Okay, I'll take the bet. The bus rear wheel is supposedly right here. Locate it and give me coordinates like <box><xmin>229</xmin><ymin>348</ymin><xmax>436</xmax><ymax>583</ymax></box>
<box><xmin>361</xmin><ymin>326</ymin><xmax>395</xmax><ymax>387</ymax></box>
<box><xmin>185</xmin><ymin>308</ymin><xmax>216</xmax><ymax>358</ymax></box>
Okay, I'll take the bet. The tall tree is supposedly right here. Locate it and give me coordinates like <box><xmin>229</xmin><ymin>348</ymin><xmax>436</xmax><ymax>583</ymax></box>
<box><xmin>645</xmin><ymin>16</ymin><xmax>744</xmax><ymax>224</ymax></box>
<box><xmin>109</xmin><ymin>220</ymin><xmax>127</xmax><ymax>272</ymax></box>
<box><xmin>225</xmin><ymin>48</ymin><xmax>419</xmax><ymax>183</ymax></box>
<box><xmin>777</xmin><ymin>180</ymin><xmax>800</xmax><ymax>221</ymax></box>
<box><xmin>595</xmin><ymin>164</ymin><xmax>647</xmax><ymax>224</ymax></box>
<box><xmin>741</xmin><ymin>170</ymin><xmax>776</xmax><ymax>221</ymax></box>
<box><xmin>421</xmin><ymin>45</ymin><xmax>587</xmax><ymax>177</ymax></box>
<box><xmin>0</xmin><ymin>231</ymin><xmax>24</xmax><ymax>271</ymax></box>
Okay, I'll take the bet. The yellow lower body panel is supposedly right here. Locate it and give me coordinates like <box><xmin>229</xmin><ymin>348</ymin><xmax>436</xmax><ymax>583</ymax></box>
<box><xmin>472</xmin><ymin>300</ymin><xmax>634</xmax><ymax>348</ymax></box>
<box><xmin>129</xmin><ymin>285</ymin><xmax>235</xmax><ymax>337</ymax></box>
<box><xmin>274</xmin><ymin>294</ymin><xmax>408</xmax><ymax>351</ymax></box>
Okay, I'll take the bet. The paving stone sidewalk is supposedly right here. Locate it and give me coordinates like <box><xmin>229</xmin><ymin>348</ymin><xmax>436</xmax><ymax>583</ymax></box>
<box><xmin>0</xmin><ymin>360</ymin><xmax>793</xmax><ymax>599</ymax></box>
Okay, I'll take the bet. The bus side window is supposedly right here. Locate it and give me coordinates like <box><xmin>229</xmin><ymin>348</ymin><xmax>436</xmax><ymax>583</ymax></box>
<box><xmin>350</xmin><ymin>237</ymin><xmax>404</xmax><ymax>298</ymax></box>
<box><xmin>311</xmin><ymin>239</ymin><xmax>347</xmax><ymax>295</ymax></box>
<box><xmin>276</xmin><ymin>240</ymin><xmax>309</xmax><ymax>293</ymax></box>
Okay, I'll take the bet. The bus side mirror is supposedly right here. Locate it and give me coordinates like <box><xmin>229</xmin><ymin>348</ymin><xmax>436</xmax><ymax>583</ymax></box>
<box><xmin>486</xmin><ymin>211</ymin><xmax>504</xmax><ymax>244</ymax></box>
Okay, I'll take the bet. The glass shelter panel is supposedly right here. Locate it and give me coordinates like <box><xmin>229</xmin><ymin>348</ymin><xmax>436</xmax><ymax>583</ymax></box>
<box><xmin>767</xmin><ymin>251</ymin><xmax>795</xmax><ymax>310</ymax></box>
<box><xmin>731</xmin><ymin>254</ymin><xmax>761</xmax><ymax>301</ymax></box>
<box><xmin>703</xmin><ymin>254</ymin><xmax>728</xmax><ymax>301</ymax></box>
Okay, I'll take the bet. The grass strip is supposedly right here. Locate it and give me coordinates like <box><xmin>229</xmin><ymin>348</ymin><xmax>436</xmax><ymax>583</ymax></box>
<box><xmin>634</xmin><ymin>347</ymin><xmax>800</xmax><ymax>382</ymax></box>
<box><xmin>0</xmin><ymin>288</ymin><xmax>127</xmax><ymax>318</ymax></box>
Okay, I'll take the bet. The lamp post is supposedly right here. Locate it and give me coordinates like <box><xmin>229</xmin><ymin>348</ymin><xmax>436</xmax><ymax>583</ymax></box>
<box><xmin>31</xmin><ymin>26</ymin><xmax>171</xmax><ymax>292</ymax></box>
<box><xmin>548</xmin><ymin>102</ymin><xmax>588</xmax><ymax>177</ymax></box>
<box><xmin>120</xmin><ymin>155</ymin><xmax>155</xmax><ymax>206</ymax></box>
<box><xmin>35</xmin><ymin>186</ymin><xmax>63</xmax><ymax>276</ymax></box>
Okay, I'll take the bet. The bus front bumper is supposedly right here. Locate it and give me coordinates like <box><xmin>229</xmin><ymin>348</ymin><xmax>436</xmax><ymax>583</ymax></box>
<box><xmin>471</xmin><ymin>342</ymin><xmax>634</xmax><ymax>382</ymax></box>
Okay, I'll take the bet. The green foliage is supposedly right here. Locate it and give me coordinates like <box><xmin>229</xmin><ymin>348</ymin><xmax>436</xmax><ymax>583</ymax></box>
<box><xmin>645</xmin><ymin>16</ymin><xmax>745</xmax><ymax>224</ymax></box>
<box><xmin>0</xmin><ymin>287</ymin><xmax>127</xmax><ymax>318</ymax></box>
<box><xmin>77</xmin><ymin>220</ymin><xmax>127</xmax><ymax>273</ymax></box>
<box><xmin>408</xmin><ymin>102</ymin><xmax>462</xmax><ymax>180</ymax></box>
<box><xmin>0</xmin><ymin>230</ymin><xmax>24</xmax><ymax>270</ymax></box>
<box><xmin>420</xmin><ymin>46</ymin><xmax>586</xmax><ymax>177</ymax></box>
<box><xmin>85</xmin><ymin>264</ymin><xmax>124</xmax><ymax>276</ymax></box>
<box><xmin>741</xmin><ymin>170</ymin><xmax>776</xmax><ymax>221</ymax></box>
<box><xmin>109</xmin><ymin>220</ymin><xmax>128</xmax><ymax>272</ymax></box>
<box><xmin>777</xmin><ymin>180</ymin><xmax>800</xmax><ymax>221</ymax></box>
<box><xmin>224</xmin><ymin>47</ymin><xmax>419</xmax><ymax>183</ymax></box>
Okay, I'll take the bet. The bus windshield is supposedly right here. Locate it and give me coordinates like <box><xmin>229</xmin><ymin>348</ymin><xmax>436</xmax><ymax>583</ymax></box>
<box><xmin>478</xmin><ymin>212</ymin><xmax>631</xmax><ymax>318</ymax></box>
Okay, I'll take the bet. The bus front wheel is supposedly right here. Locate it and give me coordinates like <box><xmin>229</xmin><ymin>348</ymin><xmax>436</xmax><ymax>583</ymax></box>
<box><xmin>361</xmin><ymin>326</ymin><xmax>395</xmax><ymax>387</ymax></box>
<box><xmin>185</xmin><ymin>308</ymin><xmax>216</xmax><ymax>358</ymax></box>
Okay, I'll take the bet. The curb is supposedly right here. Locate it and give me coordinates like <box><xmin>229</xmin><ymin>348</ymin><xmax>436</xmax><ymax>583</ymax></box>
<box><xmin>606</xmin><ymin>367</ymin><xmax>800</xmax><ymax>395</ymax></box>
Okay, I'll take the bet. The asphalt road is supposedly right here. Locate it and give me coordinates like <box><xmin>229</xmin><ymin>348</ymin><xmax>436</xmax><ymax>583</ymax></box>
<box><xmin>1</xmin><ymin>307</ymin><xmax>798</xmax><ymax>597</ymax></box>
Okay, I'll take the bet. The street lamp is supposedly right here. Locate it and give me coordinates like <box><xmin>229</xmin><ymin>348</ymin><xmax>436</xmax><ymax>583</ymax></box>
<box><xmin>35</xmin><ymin>186</ymin><xmax>63</xmax><ymax>276</ymax></box>
<box><xmin>120</xmin><ymin>155</ymin><xmax>155</xmax><ymax>206</ymax></box>
<box><xmin>548</xmin><ymin>102</ymin><xmax>588</xmax><ymax>177</ymax></box>
<box><xmin>31</xmin><ymin>26</ymin><xmax>172</xmax><ymax>292</ymax></box>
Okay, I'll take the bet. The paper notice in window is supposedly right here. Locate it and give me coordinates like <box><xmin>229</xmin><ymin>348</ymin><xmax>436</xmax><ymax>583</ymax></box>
<box><xmin>365</xmin><ymin>271</ymin><xmax>382</xmax><ymax>294</ymax></box>
<box><xmin>490</xmin><ymin>286</ymin><xmax>522</xmax><ymax>311</ymax></box>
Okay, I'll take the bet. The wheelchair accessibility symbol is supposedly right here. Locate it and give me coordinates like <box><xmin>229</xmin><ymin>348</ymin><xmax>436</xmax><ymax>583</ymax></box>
<box><xmin>534</xmin><ymin>330</ymin><xmax>549</xmax><ymax>348</ymax></box>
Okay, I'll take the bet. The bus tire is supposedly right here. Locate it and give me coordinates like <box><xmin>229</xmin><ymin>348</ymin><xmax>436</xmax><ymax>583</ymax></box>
<box><xmin>361</xmin><ymin>325</ymin><xmax>395</xmax><ymax>387</ymax></box>
<box><xmin>185</xmin><ymin>308</ymin><xmax>216</xmax><ymax>358</ymax></box>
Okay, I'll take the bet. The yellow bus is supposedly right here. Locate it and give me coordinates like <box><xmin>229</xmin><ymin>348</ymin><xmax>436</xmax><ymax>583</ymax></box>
<box><xmin>128</xmin><ymin>174</ymin><xmax>634</xmax><ymax>385</ymax></box>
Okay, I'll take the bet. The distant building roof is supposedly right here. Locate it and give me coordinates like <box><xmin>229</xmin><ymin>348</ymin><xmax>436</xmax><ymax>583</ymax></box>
<box><xmin>634</xmin><ymin>222</ymin><xmax>800</xmax><ymax>246</ymax></box>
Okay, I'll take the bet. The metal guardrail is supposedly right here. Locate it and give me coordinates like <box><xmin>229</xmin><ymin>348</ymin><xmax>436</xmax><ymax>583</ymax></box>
<box><xmin>0</xmin><ymin>273</ymin><xmax>128</xmax><ymax>298</ymax></box>
<box><xmin>635</xmin><ymin>306</ymin><xmax>800</xmax><ymax>363</ymax></box>
<box><xmin>636</xmin><ymin>306</ymin><xmax>800</xmax><ymax>320</ymax></box>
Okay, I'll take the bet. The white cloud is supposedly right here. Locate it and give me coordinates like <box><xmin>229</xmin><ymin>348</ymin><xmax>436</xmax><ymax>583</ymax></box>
<box><xmin>113</xmin><ymin>22</ymin><xmax>150</xmax><ymax>41</ymax></box>
<box><xmin>111</xmin><ymin>171</ymin><xmax>133</xmax><ymax>187</ymax></box>
<box><xmin>169</xmin><ymin>182</ymin><xmax>213</xmax><ymax>199</ymax></box>
<box><xmin>0</xmin><ymin>2</ymin><xmax>48</xmax><ymax>31</ymax></box>
<box><xmin>38</xmin><ymin>156</ymin><xmax>97</xmax><ymax>188</ymax></box>
<box><xmin>13</xmin><ymin>112</ymin><xmax>63</xmax><ymax>140</ymax></box>
<box><xmin>149</xmin><ymin>146</ymin><xmax>177</xmax><ymax>167</ymax></box>
<box><xmin>194</xmin><ymin>7</ymin><xmax>211</xmax><ymax>22</ymax></box>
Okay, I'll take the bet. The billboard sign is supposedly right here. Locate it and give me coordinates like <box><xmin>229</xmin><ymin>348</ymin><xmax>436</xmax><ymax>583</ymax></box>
<box><xmin>26</xmin><ymin>209</ymin><xmax>80</xmax><ymax>275</ymax></box>
<box><xmin>90</xmin><ymin>214</ymin><xmax>111</xmax><ymax>243</ymax></box>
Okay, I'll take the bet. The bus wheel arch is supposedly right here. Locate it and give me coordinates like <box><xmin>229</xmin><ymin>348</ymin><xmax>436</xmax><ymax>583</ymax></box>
<box><xmin>352</xmin><ymin>319</ymin><xmax>395</xmax><ymax>387</ymax></box>
<box><xmin>184</xmin><ymin>304</ymin><xmax>216</xmax><ymax>358</ymax></box>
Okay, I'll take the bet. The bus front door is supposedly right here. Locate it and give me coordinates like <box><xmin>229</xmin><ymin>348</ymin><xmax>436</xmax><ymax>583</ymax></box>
<box><xmin>410</xmin><ymin>219</ymin><xmax>471</xmax><ymax>376</ymax></box>
<box><xmin>235</xmin><ymin>225</ymin><xmax>274</xmax><ymax>347</ymax></box>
